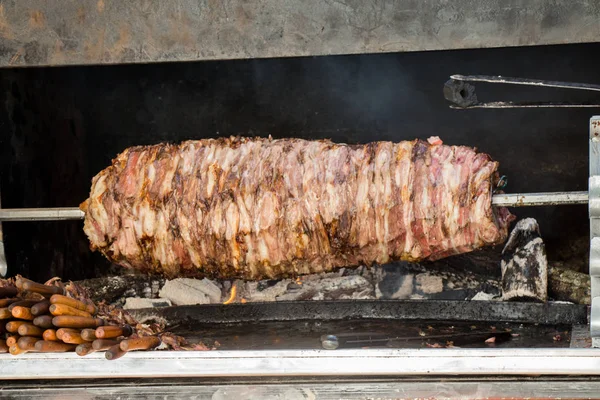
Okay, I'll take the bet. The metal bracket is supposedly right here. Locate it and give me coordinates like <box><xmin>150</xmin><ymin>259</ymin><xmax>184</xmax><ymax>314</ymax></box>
<box><xmin>0</xmin><ymin>184</ymin><xmax>6</xmax><ymax>277</ymax></box>
<box><xmin>589</xmin><ymin>117</ymin><xmax>600</xmax><ymax>341</ymax></box>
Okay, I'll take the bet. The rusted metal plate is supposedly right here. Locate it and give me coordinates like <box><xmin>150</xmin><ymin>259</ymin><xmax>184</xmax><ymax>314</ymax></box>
<box><xmin>0</xmin><ymin>0</ymin><xmax>599</xmax><ymax>67</ymax></box>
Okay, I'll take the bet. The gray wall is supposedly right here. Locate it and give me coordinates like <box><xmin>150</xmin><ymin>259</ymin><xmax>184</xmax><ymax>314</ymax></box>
<box><xmin>0</xmin><ymin>43</ymin><xmax>594</xmax><ymax>281</ymax></box>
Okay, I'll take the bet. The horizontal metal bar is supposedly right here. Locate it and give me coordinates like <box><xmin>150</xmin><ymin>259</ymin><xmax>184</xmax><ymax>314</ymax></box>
<box><xmin>451</xmin><ymin>102</ymin><xmax>600</xmax><ymax>109</ymax></box>
<box><xmin>6</xmin><ymin>379</ymin><xmax>600</xmax><ymax>399</ymax></box>
<box><xmin>0</xmin><ymin>192</ymin><xmax>589</xmax><ymax>222</ymax></box>
<box><xmin>0</xmin><ymin>208</ymin><xmax>84</xmax><ymax>221</ymax></box>
<box><xmin>450</xmin><ymin>75</ymin><xmax>600</xmax><ymax>92</ymax></box>
<box><xmin>2</xmin><ymin>349</ymin><xmax>600</xmax><ymax>380</ymax></box>
<box><xmin>491</xmin><ymin>191</ymin><xmax>589</xmax><ymax>207</ymax></box>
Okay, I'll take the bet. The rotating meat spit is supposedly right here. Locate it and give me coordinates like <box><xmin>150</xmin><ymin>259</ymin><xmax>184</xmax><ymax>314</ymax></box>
<box><xmin>0</xmin><ymin>191</ymin><xmax>590</xmax><ymax>222</ymax></box>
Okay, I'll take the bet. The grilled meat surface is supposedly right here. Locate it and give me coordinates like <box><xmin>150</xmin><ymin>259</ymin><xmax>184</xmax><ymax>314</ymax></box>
<box><xmin>80</xmin><ymin>137</ymin><xmax>514</xmax><ymax>280</ymax></box>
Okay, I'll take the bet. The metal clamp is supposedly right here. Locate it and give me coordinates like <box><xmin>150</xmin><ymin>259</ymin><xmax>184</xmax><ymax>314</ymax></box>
<box><xmin>445</xmin><ymin>75</ymin><xmax>600</xmax><ymax>109</ymax></box>
<box><xmin>589</xmin><ymin>117</ymin><xmax>600</xmax><ymax>340</ymax></box>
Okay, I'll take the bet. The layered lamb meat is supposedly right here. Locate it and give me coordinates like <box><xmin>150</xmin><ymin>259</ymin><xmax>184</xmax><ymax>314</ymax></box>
<box><xmin>80</xmin><ymin>137</ymin><xmax>514</xmax><ymax>280</ymax></box>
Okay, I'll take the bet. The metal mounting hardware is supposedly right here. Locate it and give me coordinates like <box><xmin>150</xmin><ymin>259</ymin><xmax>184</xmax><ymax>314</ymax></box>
<box><xmin>445</xmin><ymin>75</ymin><xmax>600</xmax><ymax>109</ymax></box>
<box><xmin>590</xmin><ymin>116</ymin><xmax>600</xmax><ymax>342</ymax></box>
<box><xmin>0</xmin><ymin>185</ymin><xmax>5</xmax><ymax>277</ymax></box>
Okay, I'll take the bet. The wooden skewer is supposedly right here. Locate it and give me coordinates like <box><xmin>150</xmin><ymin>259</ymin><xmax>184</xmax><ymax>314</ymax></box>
<box><xmin>6</xmin><ymin>335</ymin><xmax>19</xmax><ymax>347</ymax></box>
<box><xmin>49</xmin><ymin>295</ymin><xmax>97</xmax><ymax>315</ymax></box>
<box><xmin>0</xmin><ymin>286</ymin><xmax>18</xmax><ymax>298</ymax></box>
<box><xmin>75</xmin><ymin>342</ymin><xmax>95</xmax><ymax>356</ymax></box>
<box><xmin>11</xmin><ymin>306</ymin><xmax>34</xmax><ymax>320</ymax></box>
<box><xmin>21</xmin><ymin>280</ymin><xmax>64</xmax><ymax>296</ymax></box>
<box><xmin>80</xmin><ymin>329</ymin><xmax>97</xmax><ymax>342</ymax></box>
<box><xmin>62</xmin><ymin>331</ymin><xmax>90</xmax><ymax>345</ymax></box>
<box><xmin>95</xmin><ymin>325</ymin><xmax>132</xmax><ymax>339</ymax></box>
<box><xmin>56</xmin><ymin>328</ymin><xmax>80</xmax><ymax>341</ymax></box>
<box><xmin>0</xmin><ymin>298</ymin><xmax>20</xmax><ymax>308</ymax></box>
<box><xmin>6</xmin><ymin>320</ymin><xmax>28</xmax><ymax>333</ymax></box>
<box><xmin>42</xmin><ymin>329</ymin><xmax>58</xmax><ymax>341</ymax></box>
<box><xmin>105</xmin><ymin>343</ymin><xmax>127</xmax><ymax>360</ymax></box>
<box><xmin>16</xmin><ymin>336</ymin><xmax>38</xmax><ymax>351</ymax></box>
<box><xmin>52</xmin><ymin>316</ymin><xmax>104</xmax><ymax>329</ymax></box>
<box><xmin>8</xmin><ymin>300</ymin><xmax>40</xmax><ymax>312</ymax></box>
<box><xmin>32</xmin><ymin>315</ymin><xmax>54</xmax><ymax>329</ymax></box>
<box><xmin>0</xmin><ymin>339</ymin><xmax>8</xmax><ymax>353</ymax></box>
<box><xmin>17</xmin><ymin>323</ymin><xmax>43</xmax><ymax>337</ymax></box>
<box><xmin>9</xmin><ymin>344</ymin><xmax>25</xmax><ymax>355</ymax></box>
<box><xmin>50</xmin><ymin>303</ymin><xmax>92</xmax><ymax>318</ymax></box>
<box><xmin>119</xmin><ymin>336</ymin><xmax>161</xmax><ymax>352</ymax></box>
<box><xmin>35</xmin><ymin>340</ymin><xmax>76</xmax><ymax>353</ymax></box>
<box><xmin>31</xmin><ymin>300</ymin><xmax>51</xmax><ymax>316</ymax></box>
<box><xmin>0</xmin><ymin>308</ymin><xmax>12</xmax><ymax>319</ymax></box>
<box><xmin>92</xmin><ymin>339</ymin><xmax>121</xmax><ymax>351</ymax></box>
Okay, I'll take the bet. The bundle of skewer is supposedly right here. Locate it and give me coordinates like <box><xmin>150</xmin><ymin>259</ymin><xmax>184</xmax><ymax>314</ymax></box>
<box><xmin>0</xmin><ymin>277</ymin><xmax>161</xmax><ymax>360</ymax></box>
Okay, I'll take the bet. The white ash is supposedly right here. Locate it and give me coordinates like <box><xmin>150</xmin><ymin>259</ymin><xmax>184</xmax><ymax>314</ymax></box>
<box><xmin>123</xmin><ymin>297</ymin><xmax>172</xmax><ymax>310</ymax></box>
<box><xmin>159</xmin><ymin>278</ymin><xmax>223</xmax><ymax>305</ymax></box>
<box><xmin>471</xmin><ymin>292</ymin><xmax>498</xmax><ymax>301</ymax></box>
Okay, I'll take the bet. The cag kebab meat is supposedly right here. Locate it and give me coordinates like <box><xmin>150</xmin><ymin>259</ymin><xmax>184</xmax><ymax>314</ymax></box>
<box><xmin>80</xmin><ymin>137</ymin><xmax>515</xmax><ymax>280</ymax></box>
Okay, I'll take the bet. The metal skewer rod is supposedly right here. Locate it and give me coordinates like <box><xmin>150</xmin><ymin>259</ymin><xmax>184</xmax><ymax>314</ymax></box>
<box><xmin>491</xmin><ymin>191</ymin><xmax>589</xmax><ymax>207</ymax></box>
<box><xmin>0</xmin><ymin>208</ymin><xmax>85</xmax><ymax>221</ymax></box>
<box><xmin>0</xmin><ymin>191</ymin><xmax>590</xmax><ymax>222</ymax></box>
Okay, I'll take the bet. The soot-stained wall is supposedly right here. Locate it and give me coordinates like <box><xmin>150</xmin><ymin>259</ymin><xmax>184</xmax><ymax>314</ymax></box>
<box><xmin>0</xmin><ymin>43</ymin><xmax>594</xmax><ymax>282</ymax></box>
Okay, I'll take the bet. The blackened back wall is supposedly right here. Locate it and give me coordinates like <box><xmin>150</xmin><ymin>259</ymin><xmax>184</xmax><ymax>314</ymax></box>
<box><xmin>0</xmin><ymin>43</ymin><xmax>593</xmax><ymax>281</ymax></box>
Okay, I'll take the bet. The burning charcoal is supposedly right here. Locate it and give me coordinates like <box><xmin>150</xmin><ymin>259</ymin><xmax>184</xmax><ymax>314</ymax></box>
<box><xmin>501</xmin><ymin>218</ymin><xmax>548</xmax><ymax>302</ymax></box>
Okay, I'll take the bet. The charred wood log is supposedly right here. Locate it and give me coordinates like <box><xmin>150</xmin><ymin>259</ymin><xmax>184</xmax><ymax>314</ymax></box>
<box><xmin>548</xmin><ymin>262</ymin><xmax>591</xmax><ymax>305</ymax></box>
<box><xmin>73</xmin><ymin>274</ymin><xmax>165</xmax><ymax>306</ymax></box>
<box><xmin>500</xmin><ymin>218</ymin><xmax>548</xmax><ymax>302</ymax></box>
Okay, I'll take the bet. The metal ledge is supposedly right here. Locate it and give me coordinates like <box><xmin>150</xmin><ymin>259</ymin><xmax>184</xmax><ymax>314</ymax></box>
<box><xmin>130</xmin><ymin>300</ymin><xmax>588</xmax><ymax>326</ymax></box>
<box><xmin>5</xmin><ymin>379</ymin><xmax>600</xmax><ymax>398</ymax></box>
<box><xmin>1</xmin><ymin>349</ymin><xmax>600</xmax><ymax>380</ymax></box>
